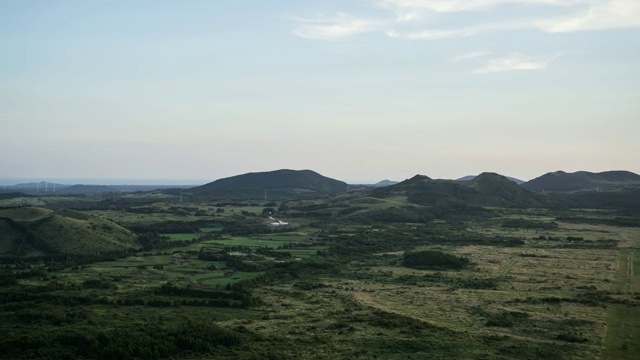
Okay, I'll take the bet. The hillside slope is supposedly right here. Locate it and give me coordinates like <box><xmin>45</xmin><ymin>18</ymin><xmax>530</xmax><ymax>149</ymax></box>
<box><xmin>0</xmin><ymin>207</ymin><xmax>138</xmax><ymax>257</ymax></box>
<box><xmin>189</xmin><ymin>169</ymin><xmax>348</xmax><ymax>199</ymax></box>
<box><xmin>522</xmin><ymin>170</ymin><xmax>640</xmax><ymax>193</ymax></box>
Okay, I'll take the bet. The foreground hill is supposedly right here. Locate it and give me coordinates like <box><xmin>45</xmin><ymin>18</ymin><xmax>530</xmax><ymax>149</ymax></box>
<box><xmin>371</xmin><ymin>172</ymin><xmax>550</xmax><ymax>208</ymax></box>
<box><xmin>0</xmin><ymin>207</ymin><xmax>138</xmax><ymax>258</ymax></box>
<box><xmin>522</xmin><ymin>170</ymin><xmax>640</xmax><ymax>193</ymax></box>
<box><xmin>189</xmin><ymin>169</ymin><xmax>348</xmax><ymax>199</ymax></box>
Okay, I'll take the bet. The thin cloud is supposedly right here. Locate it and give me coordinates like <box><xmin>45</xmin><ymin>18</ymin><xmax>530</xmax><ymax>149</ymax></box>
<box><xmin>471</xmin><ymin>53</ymin><xmax>561</xmax><ymax>74</ymax></box>
<box><xmin>293</xmin><ymin>0</ymin><xmax>640</xmax><ymax>42</ymax></box>
<box><xmin>536</xmin><ymin>0</ymin><xmax>640</xmax><ymax>32</ymax></box>
<box><xmin>451</xmin><ymin>51</ymin><xmax>493</xmax><ymax>63</ymax></box>
<box><xmin>292</xmin><ymin>14</ymin><xmax>382</xmax><ymax>40</ymax></box>
<box><xmin>387</xmin><ymin>27</ymin><xmax>475</xmax><ymax>40</ymax></box>
<box><xmin>377</xmin><ymin>0</ymin><xmax>582</xmax><ymax>14</ymax></box>
<box><xmin>387</xmin><ymin>20</ymin><xmax>532</xmax><ymax>40</ymax></box>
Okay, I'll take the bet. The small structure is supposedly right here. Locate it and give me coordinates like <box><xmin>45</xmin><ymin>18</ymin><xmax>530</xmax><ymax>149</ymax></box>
<box><xmin>269</xmin><ymin>219</ymin><xmax>289</xmax><ymax>227</ymax></box>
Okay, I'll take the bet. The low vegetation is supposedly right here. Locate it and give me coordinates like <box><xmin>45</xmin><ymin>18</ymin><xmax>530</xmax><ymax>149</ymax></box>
<box><xmin>0</xmin><ymin>177</ymin><xmax>638</xmax><ymax>359</ymax></box>
<box><xmin>402</xmin><ymin>250</ymin><xmax>470</xmax><ymax>270</ymax></box>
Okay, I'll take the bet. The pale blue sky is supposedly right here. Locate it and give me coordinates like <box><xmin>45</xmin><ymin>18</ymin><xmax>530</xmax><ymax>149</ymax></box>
<box><xmin>1</xmin><ymin>0</ymin><xmax>639</xmax><ymax>184</ymax></box>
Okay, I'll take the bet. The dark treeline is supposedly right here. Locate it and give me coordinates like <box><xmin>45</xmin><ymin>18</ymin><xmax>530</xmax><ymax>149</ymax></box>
<box><xmin>555</xmin><ymin>215</ymin><xmax>640</xmax><ymax>227</ymax></box>
<box><xmin>327</xmin><ymin>227</ymin><xmax>524</xmax><ymax>258</ymax></box>
<box><xmin>0</xmin><ymin>249</ymin><xmax>133</xmax><ymax>267</ymax></box>
<box><xmin>502</xmin><ymin>218</ymin><xmax>559</xmax><ymax>229</ymax></box>
<box><xmin>557</xmin><ymin>188</ymin><xmax>640</xmax><ymax>210</ymax></box>
<box><xmin>402</xmin><ymin>250</ymin><xmax>470</xmax><ymax>270</ymax></box>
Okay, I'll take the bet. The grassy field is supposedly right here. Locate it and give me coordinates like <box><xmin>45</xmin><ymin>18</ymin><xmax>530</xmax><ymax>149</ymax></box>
<box><xmin>2</xmin><ymin>197</ymin><xmax>639</xmax><ymax>359</ymax></box>
<box><xmin>164</xmin><ymin>233</ymin><xmax>199</xmax><ymax>241</ymax></box>
<box><xmin>602</xmin><ymin>249</ymin><xmax>640</xmax><ymax>359</ymax></box>
<box><xmin>200</xmin><ymin>226</ymin><xmax>223</xmax><ymax>232</ymax></box>
<box><xmin>191</xmin><ymin>270</ymin><xmax>263</xmax><ymax>287</ymax></box>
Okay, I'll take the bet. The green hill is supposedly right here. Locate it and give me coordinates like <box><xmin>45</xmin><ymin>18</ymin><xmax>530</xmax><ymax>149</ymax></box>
<box><xmin>0</xmin><ymin>207</ymin><xmax>52</xmax><ymax>220</ymax></box>
<box><xmin>371</xmin><ymin>172</ymin><xmax>550</xmax><ymax>208</ymax></box>
<box><xmin>457</xmin><ymin>175</ymin><xmax>525</xmax><ymax>184</ymax></box>
<box><xmin>522</xmin><ymin>170</ymin><xmax>640</xmax><ymax>193</ymax></box>
<box><xmin>189</xmin><ymin>169</ymin><xmax>348</xmax><ymax>199</ymax></box>
<box><xmin>0</xmin><ymin>207</ymin><xmax>138</xmax><ymax>257</ymax></box>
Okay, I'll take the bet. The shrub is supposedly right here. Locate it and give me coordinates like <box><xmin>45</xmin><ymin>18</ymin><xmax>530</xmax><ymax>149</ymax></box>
<box><xmin>402</xmin><ymin>250</ymin><xmax>470</xmax><ymax>270</ymax></box>
<box><xmin>502</xmin><ymin>219</ymin><xmax>558</xmax><ymax>229</ymax></box>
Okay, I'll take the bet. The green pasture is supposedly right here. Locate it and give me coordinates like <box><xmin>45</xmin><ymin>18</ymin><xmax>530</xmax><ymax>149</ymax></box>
<box><xmin>200</xmin><ymin>226</ymin><xmax>223</xmax><ymax>232</ymax></box>
<box><xmin>213</xmin><ymin>205</ymin><xmax>265</xmax><ymax>217</ymax></box>
<box><xmin>59</xmin><ymin>253</ymin><xmax>264</xmax><ymax>288</ymax></box>
<box><xmin>164</xmin><ymin>233</ymin><xmax>198</xmax><ymax>241</ymax></box>
<box><xmin>162</xmin><ymin>225</ymin><xmax>223</xmax><ymax>241</ymax></box>
<box><xmin>276</xmin><ymin>246</ymin><xmax>329</xmax><ymax>258</ymax></box>
<box><xmin>191</xmin><ymin>271</ymin><xmax>264</xmax><ymax>287</ymax></box>
<box><xmin>254</xmin><ymin>232</ymin><xmax>311</xmax><ymax>242</ymax></box>
<box><xmin>201</xmin><ymin>236</ymin><xmax>296</xmax><ymax>249</ymax></box>
<box><xmin>72</xmin><ymin>255</ymin><xmax>173</xmax><ymax>273</ymax></box>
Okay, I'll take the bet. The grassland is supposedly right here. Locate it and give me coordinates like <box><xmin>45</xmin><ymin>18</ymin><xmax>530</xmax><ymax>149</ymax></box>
<box><xmin>601</xmin><ymin>249</ymin><xmax>640</xmax><ymax>359</ymax></box>
<box><xmin>0</xmin><ymin>194</ymin><xmax>638</xmax><ymax>359</ymax></box>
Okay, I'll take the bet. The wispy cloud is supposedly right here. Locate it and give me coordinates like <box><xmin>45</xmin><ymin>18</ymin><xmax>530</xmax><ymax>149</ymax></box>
<box><xmin>377</xmin><ymin>0</ymin><xmax>582</xmax><ymax>14</ymax></box>
<box><xmin>387</xmin><ymin>20</ymin><xmax>533</xmax><ymax>40</ymax></box>
<box><xmin>536</xmin><ymin>0</ymin><xmax>640</xmax><ymax>32</ymax></box>
<box><xmin>451</xmin><ymin>51</ymin><xmax>492</xmax><ymax>63</ymax></box>
<box><xmin>291</xmin><ymin>1</ymin><xmax>633</xmax><ymax>74</ymax></box>
<box><xmin>292</xmin><ymin>13</ymin><xmax>382</xmax><ymax>40</ymax></box>
<box><xmin>386</xmin><ymin>28</ymin><xmax>475</xmax><ymax>40</ymax></box>
<box><xmin>293</xmin><ymin>0</ymin><xmax>640</xmax><ymax>42</ymax></box>
<box><xmin>471</xmin><ymin>53</ymin><xmax>561</xmax><ymax>74</ymax></box>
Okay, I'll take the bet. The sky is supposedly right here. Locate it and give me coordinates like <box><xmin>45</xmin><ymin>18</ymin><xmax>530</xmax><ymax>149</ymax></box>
<box><xmin>1</xmin><ymin>0</ymin><xmax>639</xmax><ymax>184</ymax></box>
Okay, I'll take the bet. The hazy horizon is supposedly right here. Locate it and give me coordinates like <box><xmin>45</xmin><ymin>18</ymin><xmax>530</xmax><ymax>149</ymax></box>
<box><xmin>2</xmin><ymin>167</ymin><xmax>639</xmax><ymax>188</ymax></box>
<box><xmin>2</xmin><ymin>1</ymin><xmax>638</xmax><ymax>183</ymax></box>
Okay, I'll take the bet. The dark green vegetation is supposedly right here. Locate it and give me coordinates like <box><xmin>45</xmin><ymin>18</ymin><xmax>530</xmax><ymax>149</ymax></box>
<box><xmin>522</xmin><ymin>170</ymin><xmax>640</xmax><ymax>193</ymax></box>
<box><xmin>0</xmin><ymin>207</ymin><xmax>137</xmax><ymax>257</ymax></box>
<box><xmin>458</xmin><ymin>174</ymin><xmax>525</xmax><ymax>184</ymax></box>
<box><xmin>187</xmin><ymin>169</ymin><xmax>348</xmax><ymax>200</ymax></box>
<box><xmin>371</xmin><ymin>172</ymin><xmax>551</xmax><ymax>208</ymax></box>
<box><xmin>1</xmin><ymin>169</ymin><xmax>639</xmax><ymax>359</ymax></box>
<box><xmin>402</xmin><ymin>250</ymin><xmax>470</xmax><ymax>270</ymax></box>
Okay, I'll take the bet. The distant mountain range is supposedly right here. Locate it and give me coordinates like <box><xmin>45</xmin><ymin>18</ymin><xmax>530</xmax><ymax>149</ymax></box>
<box><xmin>456</xmin><ymin>175</ymin><xmax>525</xmax><ymax>185</ymax></box>
<box><xmin>187</xmin><ymin>169</ymin><xmax>348</xmax><ymax>200</ymax></box>
<box><xmin>3</xmin><ymin>169</ymin><xmax>639</xmax><ymax>198</ymax></box>
<box><xmin>521</xmin><ymin>170</ymin><xmax>640</xmax><ymax>193</ymax></box>
<box><xmin>1</xmin><ymin>182</ymin><xmax>194</xmax><ymax>194</ymax></box>
<box><xmin>369</xmin><ymin>180</ymin><xmax>399</xmax><ymax>187</ymax></box>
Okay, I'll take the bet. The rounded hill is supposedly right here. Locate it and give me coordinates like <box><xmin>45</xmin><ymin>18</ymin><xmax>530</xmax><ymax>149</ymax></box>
<box><xmin>0</xmin><ymin>207</ymin><xmax>138</xmax><ymax>257</ymax></box>
<box><xmin>371</xmin><ymin>172</ymin><xmax>549</xmax><ymax>208</ymax></box>
<box><xmin>522</xmin><ymin>170</ymin><xmax>640</xmax><ymax>193</ymax></box>
<box><xmin>188</xmin><ymin>169</ymin><xmax>348</xmax><ymax>199</ymax></box>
